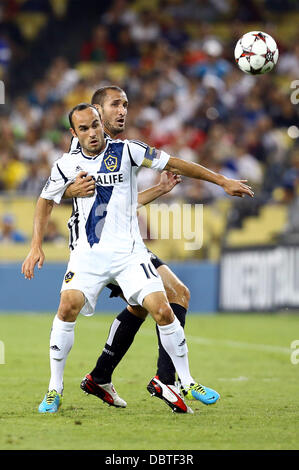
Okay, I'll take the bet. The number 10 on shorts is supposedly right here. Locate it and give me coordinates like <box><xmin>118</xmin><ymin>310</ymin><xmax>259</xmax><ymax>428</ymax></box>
<box><xmin>140</xmin><ymin>263</ymin><xmax>158</xmax><ymax>279</ymax></box>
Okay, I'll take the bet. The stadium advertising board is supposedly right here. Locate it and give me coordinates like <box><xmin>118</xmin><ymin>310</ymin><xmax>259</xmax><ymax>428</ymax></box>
<box><xmin>219</xmin><ymin>245</ymin><xmax>299</xmax><ymax>311</ymax></box>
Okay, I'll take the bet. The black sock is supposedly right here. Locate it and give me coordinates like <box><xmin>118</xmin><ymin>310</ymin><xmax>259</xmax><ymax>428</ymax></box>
<box><xmin>91</xmin><ymin>308</ymin><xmax>144</xmax><ymax>384</ymax></box>
<box><xmin>155</xmin><ymin>303</ymin><xmax>187</xmax><ymax>385</ymax></box>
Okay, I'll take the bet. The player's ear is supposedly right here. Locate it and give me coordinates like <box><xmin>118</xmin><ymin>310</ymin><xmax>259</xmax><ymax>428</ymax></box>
<box><xmin>70</xmin><ymin>127</ymin><xmax>77</xmax><ymax>138</ymax></box>
<box><xmin>94</xmin><ymin>104</ymin><xmax>103</xmax><ymax>120</ymax></box>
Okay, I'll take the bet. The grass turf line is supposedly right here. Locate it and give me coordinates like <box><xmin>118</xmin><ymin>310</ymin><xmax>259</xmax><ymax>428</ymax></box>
<box><xmin>0</xmin><ymin>313</ymin><xmax>299</xmax><ymax>450</ymax></box>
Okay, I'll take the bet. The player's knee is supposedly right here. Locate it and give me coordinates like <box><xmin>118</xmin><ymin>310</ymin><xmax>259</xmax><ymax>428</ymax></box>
<box><xmin>180</xmin><ymin>284</ymin><xmax>191</xmax><ymax>309</ymax></box>
<box><xmin>166</xmin><ymin>283</ymin><xmax>190</xmax><ymax>309</ymax></box>
<box><xmin>57</xmin><ymin>305</ymin><xmax>78</xmax><ymax>322</ymax></box>
<box><xmin>58</xmin><ymin>293</ymin><xmax>81</xmax><ymax>322</ymax></box>
<box><xmin>154</xmin><ymin>302</ymin><xmax>174</xmax><ymax>326</ymax></box>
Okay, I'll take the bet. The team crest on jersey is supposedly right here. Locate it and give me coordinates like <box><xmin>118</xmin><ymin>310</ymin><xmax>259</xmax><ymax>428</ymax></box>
<box><xmin>64</xmin><ymin>271</ymin><xmax>75</xmax><ymax>283</ymax></box>
<box><xmin>104</xmin><ymin>155</ymin><xmax>117</xmax><ymax>172</ymax></box>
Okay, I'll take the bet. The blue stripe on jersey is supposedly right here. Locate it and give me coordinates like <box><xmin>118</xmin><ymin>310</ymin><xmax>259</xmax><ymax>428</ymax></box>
<box><xmin>85</xmin><ymin>185</ymin><xmax>114</xmax><ymax>247</ymax></box>
<box><xmin>85</xmin><ymin>141</ymin><xmax>125</xmax><ymax>247</ymax></box>
<box><xmin>99</xmin><ymin>142</ymin><xmax>124</xmax><ymax>173</ymax></box>
<box><xmin>56</xmin><ymin>163</ymin><xmax>68</xmax><ymax>183</ymax></box>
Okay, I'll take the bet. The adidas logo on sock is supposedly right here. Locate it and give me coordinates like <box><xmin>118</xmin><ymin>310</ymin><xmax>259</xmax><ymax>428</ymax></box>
<box><xmin>50</xmin><ymin>345</ymin><xmax>61</xmax><ymax>351</ymax></box>
<box><xmin>178</xmin><ymin>339</ymin><xmax>186</xmax><ymax>347</ymax></box>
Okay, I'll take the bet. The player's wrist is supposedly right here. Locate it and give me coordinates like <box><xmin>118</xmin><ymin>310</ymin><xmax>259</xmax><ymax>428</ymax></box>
<box><xmin>156</xmin><ymin>183</ymin><xmax>167</xmax><ymax>196</ymax></box>
<box><xmin>65</xmin><ymin>184</ymin><xmax>75</xmax><ymax>198</ymax></box>
<box><xmin>30</xmin><ymin>241</ymin><xmax>43</xmax><ymax>250</ymax></box>
<box><xmin>216</xmin><ymin>174</ymin><xmax>227</xmax><ymax>188</ymax></box>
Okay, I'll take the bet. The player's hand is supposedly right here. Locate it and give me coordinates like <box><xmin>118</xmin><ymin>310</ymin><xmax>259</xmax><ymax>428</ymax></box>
<box><xmin>158</xmin><ymin>171</ymin><xmax>182</xmax><ymax>195</ymax></box>
<box><xmin>66</xmin><ymin>171</ymin><xmax>95</xmax><ymax>198</ymax></box>
<box><xmin>221</xmin><ymin>177</ymin><xmax>254</xmax><ymax>198</ymax></box>
<box><xmin>21</xmin><ymin>246</ymin><xmax>45</xmax><ymax>280</ymax></box>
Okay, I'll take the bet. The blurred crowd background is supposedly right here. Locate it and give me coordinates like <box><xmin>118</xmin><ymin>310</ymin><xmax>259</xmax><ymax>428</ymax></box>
<box><xmin>1</xmin><ymin>0</ymin><xmax>299</xmax><ymax>260</ymax></box>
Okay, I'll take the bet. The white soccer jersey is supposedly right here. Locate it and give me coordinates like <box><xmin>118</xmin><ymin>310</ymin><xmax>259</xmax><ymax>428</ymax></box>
<box><xmin>40</xmin><ymin>138</ymin><xmax>170</xmax><ymax>254</ymax></box>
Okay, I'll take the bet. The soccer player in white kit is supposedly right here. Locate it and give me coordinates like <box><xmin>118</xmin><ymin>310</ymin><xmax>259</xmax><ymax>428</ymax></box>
<box><xmin>22</xmin><ymin>103</ymin><xmax>253</xmax><ymax>414</ymax></box>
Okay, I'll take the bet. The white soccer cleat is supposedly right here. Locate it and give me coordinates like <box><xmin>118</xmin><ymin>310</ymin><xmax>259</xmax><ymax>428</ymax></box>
<box><xmin>80</xmin><ymin>374</ymin><xmax>127</xmax><ymax>408</ymax></box>
<box><xmin>147</xmin><ymin>376</ymin><xmax>193</xmax><ymax>414</ymax></box>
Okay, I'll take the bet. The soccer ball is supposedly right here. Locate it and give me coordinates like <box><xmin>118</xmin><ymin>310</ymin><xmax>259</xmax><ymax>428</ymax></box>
<box><xmin>234</xmin><ymin>31</ymin><xmax>279</xmax><ymax>75</ymax></box>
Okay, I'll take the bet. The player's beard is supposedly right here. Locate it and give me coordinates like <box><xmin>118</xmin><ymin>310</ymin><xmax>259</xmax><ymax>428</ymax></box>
<box><xmin>104</xmin><ymin>120</ymin><xmax>125</xmax><ymax>139</ymax></box>
<box><xmin>84</xmin><ymin>139</ymin><xmax>105</xmax><ymax>155</ymax></box>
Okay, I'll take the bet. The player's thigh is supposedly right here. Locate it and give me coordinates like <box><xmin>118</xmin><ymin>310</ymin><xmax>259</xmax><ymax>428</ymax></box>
<box><xmin>61</xmin><ymin>255</ymin><xmax>109</xmax><ymax>317</ymax></box>
<box><xmin>115</xmin><ymin>253</ymin><xmax>165</xmax><ymax>309</ymax></box>
<box><xmin>157</xmin><ymin>264</ymin><xmax>190</xmax><ymax>308</ymax></box>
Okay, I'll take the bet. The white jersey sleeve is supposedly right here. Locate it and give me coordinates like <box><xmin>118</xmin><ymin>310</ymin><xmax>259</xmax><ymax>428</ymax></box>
<box><xmin>40</xmin><ymin>156</ymin><xmax>75</xmax><ymax>204</ymax></box>
<box><xmin>127</xmin><ymin>140</ymin><xmax>170</xmax><ymax>171</ymax></box>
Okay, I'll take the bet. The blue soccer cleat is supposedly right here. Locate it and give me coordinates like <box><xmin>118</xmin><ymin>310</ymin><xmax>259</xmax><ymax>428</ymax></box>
<box><xmin>182</xmin><ymin>382</ymin><xmax>220</xmax><ymax>405</ymax></box>
<box><xmin>38</xmin><ymin>390</ymin><xmax>62</xmax><ymax>413</ymax></box>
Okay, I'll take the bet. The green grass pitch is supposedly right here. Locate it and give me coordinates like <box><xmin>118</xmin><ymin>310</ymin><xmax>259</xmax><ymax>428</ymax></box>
<box><xmin>0</xmin><ymin>312</ymin><xmax>299</xmax><ymax>450</ymax></box>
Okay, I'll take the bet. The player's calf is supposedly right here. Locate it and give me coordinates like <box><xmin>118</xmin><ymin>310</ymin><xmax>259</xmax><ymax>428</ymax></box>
<box><xmin>165</xmin><ymin>283</ymin><xmax>190</xmax><ymax>310</ymax></box>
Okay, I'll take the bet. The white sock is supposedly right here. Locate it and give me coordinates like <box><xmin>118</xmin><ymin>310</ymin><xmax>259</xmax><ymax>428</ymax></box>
<box><xmin>158</xmin><ymin>317</ymin><xmax>194</xmax><ymax>388</ymax></box>
<box><xmin>48</xmin><ymin>315</ymin><xmax>76</xmax><ymax>394</ymax></box>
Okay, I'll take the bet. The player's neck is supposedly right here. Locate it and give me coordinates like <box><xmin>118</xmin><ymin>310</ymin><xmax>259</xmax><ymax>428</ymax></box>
<box><xmin>82</xmin><ymin>142</ymin><xmax>106</xmax><ymax>157</ymax></box>
<box><xmin>104</xmin><ymin>126</ymin><xmax>119</xmax><ymax>140</ymax></box>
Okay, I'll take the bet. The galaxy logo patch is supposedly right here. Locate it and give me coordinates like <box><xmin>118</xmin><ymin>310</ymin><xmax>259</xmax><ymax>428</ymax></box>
<box><xmin>64</xmin><ymin>271</ymin><xmax>75</xmax><ymax>283</ymax></box>
<box><xmin>104</xmin><ymin>155</ymin><xmax>118</xmax><ymax>172</ymax></box>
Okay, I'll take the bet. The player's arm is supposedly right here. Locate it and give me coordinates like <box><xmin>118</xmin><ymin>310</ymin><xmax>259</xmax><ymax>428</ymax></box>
<box><xmin>22</xmin><ymin>157</ymin><xmax>74</xmax><ymax>278</ymax></box>
<box><xmin>63</xmin><ymin>169</ymin><xmax>180</xmax><ymax>202</ymax></box>
<box><xmin>63</xmin><ymin>171</ymin><xmax>95</xmax><ymax>198</ymax></box>
<box><xmin>164</xmin><ymin>156</ymin><xmax>254</xmax><ymax>198</ymax></box>
<box><xmin>128</xmin><ymin>141</ymin><xmax>253</xmax><ymax>198</ymax></box>
<box><xmin>22</xmin><ymin>197</ymin><xmax>54</xmax><ymax>279</ymax></box>
<box><xmin>63</xmin><ymin>136</ymin><xmax>96</xmax><ymax>198</ymax></box>
<box><xmin>137</xmin><ymin>171</ymin><xmax>181</xmax><ymax>206</ymax></box>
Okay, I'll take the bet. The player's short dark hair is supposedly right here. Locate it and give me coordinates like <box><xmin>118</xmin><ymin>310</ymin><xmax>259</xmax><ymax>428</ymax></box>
<box><xmin>68</xmin><ymin>103</ymin><xmax>98</xmax><ymax>129</ymax></box>
<box><xmin>91</xmin><ymin>86</ymin><xmax>125</xmax><ymax>106</ymax></box>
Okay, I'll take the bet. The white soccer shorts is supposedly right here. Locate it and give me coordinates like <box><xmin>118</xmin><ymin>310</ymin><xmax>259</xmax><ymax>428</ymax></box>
<box><xmin>60</xmin><ymin>247</ymin><xmax>165</xmax><ymax>315</ymax></box>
